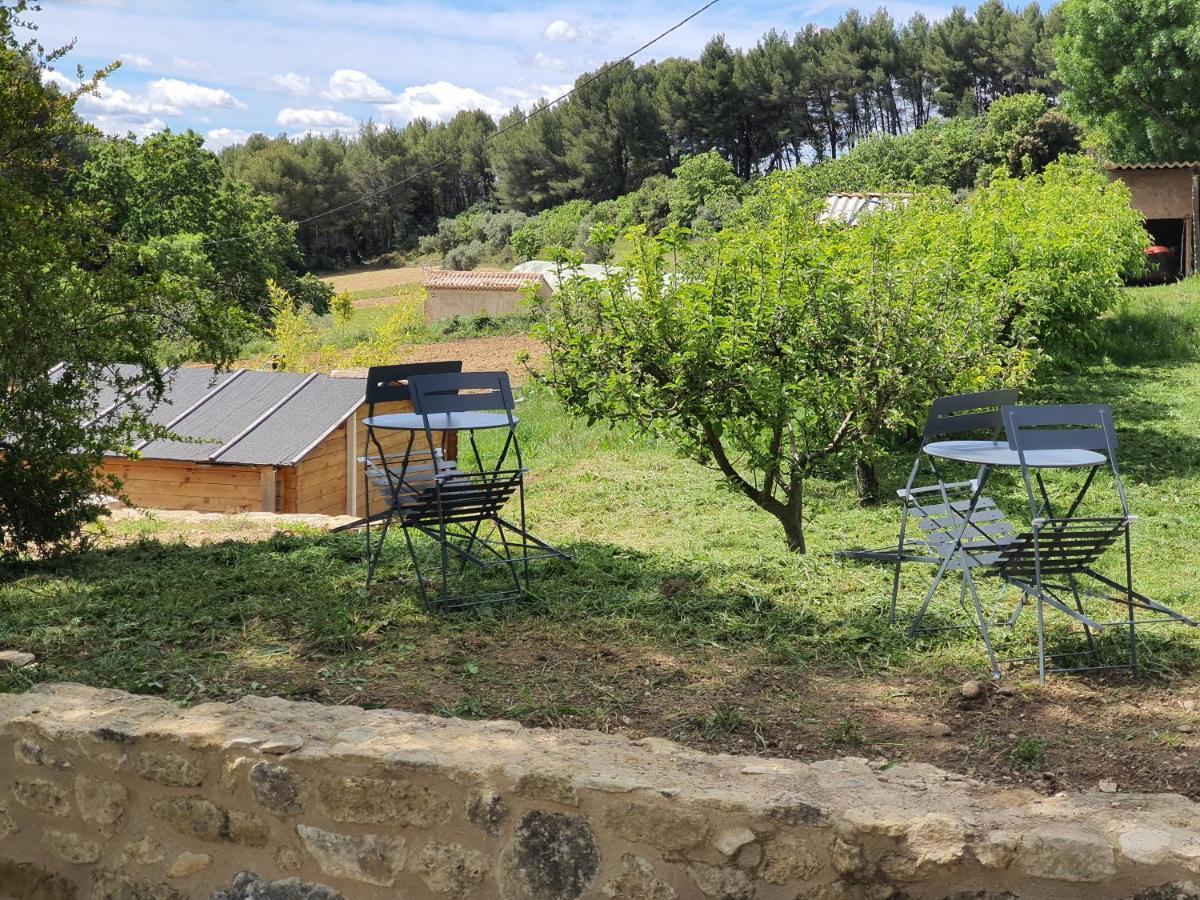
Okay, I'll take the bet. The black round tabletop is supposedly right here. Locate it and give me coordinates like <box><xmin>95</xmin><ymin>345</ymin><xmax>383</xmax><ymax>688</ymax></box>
<box><xmin>364</xmin><ymin>412</ymin><xmax>518</xmax><ymax>432</ymax></box>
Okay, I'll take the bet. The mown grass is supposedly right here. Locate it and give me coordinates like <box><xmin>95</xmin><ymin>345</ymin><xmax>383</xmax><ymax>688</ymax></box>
<box><xmin>1</xmin><ymin>281</ymin><xmax>1199</xmax><ymax>759</ymax></box>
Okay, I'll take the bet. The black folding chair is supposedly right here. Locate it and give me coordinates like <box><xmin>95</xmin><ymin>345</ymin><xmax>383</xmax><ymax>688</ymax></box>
<box><xmin>374</xmin><ymin>371</ymin><xmax>566</xmax><ymax>610</ymax></box>
<box><xmin>994</xmin><ymin>404</ymin><xmax>1196</xmax><ymax>683</ymax></box>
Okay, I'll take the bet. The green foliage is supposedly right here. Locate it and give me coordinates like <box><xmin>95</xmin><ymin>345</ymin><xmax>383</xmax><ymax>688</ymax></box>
<box><xmin>532</xmin><ymin>188</ymin><xmax>1026</xmax><ymax>551</ymax></box>
<box><xmin>1056</xmin><ymin>0</ymin><xmax>1200</xmax><ymax>162</ymax></box>
<box><xmin>962</xmin><ymin>156</ymin><xmax>1148</xmax><ymax>357</ymax></box>
<box><xmin>344</xmin><ymin>290</ymin><xmax>426</xmax><ymax>366</ymax></box>
<box><xmin>0</xmin><ymin>2</ymin><xmax>245</xmax><ymax>558</ymax></box>
<box><xmin>981</xmin><ymin>93</ymin><xmax>1082</xmax><ymax>177</ymax></box>
<box><xmin>666</xmin><ymin>150</ymin><xmax>742</xmax><ymax>230</ymax></box>
<box><xmin>266</xmin><ymin>280</ymin><xmax>316</xmax><ymax>370</ymax></box>
<box><xmin>224</xmin><ymin>2</ymin><xmax>1061</xmax><ymax>269</ymax></box>
<box><xmin>443</xmin><ymin>240</ymin><xmax>484</xmax><ymax>271</ymax></box>
<box><xmin>510</xmin><ymin>199</ymin><xmax>595</xmax><ymax>261</ymax></box>
<box><xmin>74</xmin><ymin>131</ymin><xmax>310</xmax><ymax>319</ymax></box>
<box><xmin>331</xmin><ymin>290</ymin><xmax>355</xmax><ymax>326</ymax></box>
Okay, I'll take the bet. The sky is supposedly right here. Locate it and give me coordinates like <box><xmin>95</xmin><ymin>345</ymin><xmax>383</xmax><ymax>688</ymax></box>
<box><xmin>29</xmin><ymin>0</ymin><xmax>956</xmax><ymax>151</ymax></box>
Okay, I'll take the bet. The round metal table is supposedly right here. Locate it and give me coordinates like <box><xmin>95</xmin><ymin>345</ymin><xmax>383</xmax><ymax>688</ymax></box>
<box><xmin>363</xmin><ymin>412</ymin><xmax>518</xmax><ymax>432</ymax></box>
<box><xmin>923</xmin><ymin>439</ymin><xmax>1106</xmax><ymax>469</ymax></box>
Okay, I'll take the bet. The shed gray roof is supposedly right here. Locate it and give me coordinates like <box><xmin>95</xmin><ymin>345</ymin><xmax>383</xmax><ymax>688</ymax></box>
<box><xmin>817</xmin><ymin>192</ymin><xmax>910</xmax><ymax>226</ymax></box>
<box><xmin>96</xmin><ymin>365</ymin><xmax>366</xmax><ymax>467</ymax></box>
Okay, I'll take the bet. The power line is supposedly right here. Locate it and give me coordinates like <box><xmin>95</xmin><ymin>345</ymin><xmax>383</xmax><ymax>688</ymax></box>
<box><xmin>206</xmin><ymin>0</ymin><xmax>725</xmax><ymax>248</ymax></box>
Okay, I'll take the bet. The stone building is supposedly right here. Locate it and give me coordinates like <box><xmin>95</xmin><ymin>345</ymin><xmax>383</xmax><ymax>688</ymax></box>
<box><xmin>422</xmin><ymin>269</ymin><xmax>551</xmax><ymax>322</ymax></box>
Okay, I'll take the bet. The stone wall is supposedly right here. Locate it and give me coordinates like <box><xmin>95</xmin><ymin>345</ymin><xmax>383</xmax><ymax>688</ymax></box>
<box><xmin>1</xmin><ymin>685</ymin><xmax>1200</xmax><ymax>900</ymax></box>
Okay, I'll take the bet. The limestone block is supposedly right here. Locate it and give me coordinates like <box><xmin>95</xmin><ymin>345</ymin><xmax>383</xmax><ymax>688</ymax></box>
<box><xmin>12</xmin><ymin>777</ymin><xmax>71</xmax><ymax>817</ymax></box>
<box><xmin>1018</xmin><ymin>824</ymin><xmax>1117</xmax><ymax>882</ymax></box>
<box><xmin>121</xmin><ymin>836</ymin><xmax>166</xmax><ymax>865</ymax></box>
<box><xmin>317</xmin><ymin>774</ymin><xmax>451</xmax><ymax>826</ymax></box>
<box><xmin>167</xmin><ymin>851</ymin><xmax>212</xmax><ymax>878</ymax></box>
<box><xmin>416</xmin><ymin>840</ymin><xmax>489</xmax><ymax>895</ymax></box>
<box><xmin>150</xmin><ymin>796</ymin><xmax>268</xmax><ymax>847</ymax></box>
<box><xmin>134</xmin><ymin>750</ymin><xmax>206</xmax><ymax>786</ymax></box>
<box><xmin>250</xmin><ymin>761</ymin><xmax>303</xmax><ymax>816</ymax></box>
<box><xmin>761</xmin><ymin>830</ymin><xmax>824</xmax><ymax>883</ymax></box>
<box><xmin>296</xmin><ymin>823</ymin><xmax>407</xmax><ymax>887</ymax></box>
<box><xmin>600</xmin><ymin>854</ymin><xmax>678</xmax><ymax>899</ymax></box>
<box><xmin>602</xmin><ymin>799</ymin><xmax>708</xmax><ymax>852</ymax></box>
<box><xmin>42</xmin><ymin>828</ymin><xmax>101</xmax><ymax>864</ymax></box>
<box><xmin>687</xmin><ymin>862</ymin><xmax>755</xmax><ymax>899</ymax></box>
<box><xmin>75</xmin><ymin>776</ymin><xmax>128</xmax><ymax>827</ymax></box>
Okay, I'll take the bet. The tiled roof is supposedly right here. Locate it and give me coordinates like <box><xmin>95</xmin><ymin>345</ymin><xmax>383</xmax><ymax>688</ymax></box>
<box><xmin>1105</xmin><ymin>162</ymin><xmax>1200</xmax><ymax>171</ymax></box>
<box><xmin>424</xmin><ymin>269</ymin><xmax>547</xmax><ymax>291</ymax></box>
<box><xmin>92</xmin><ymin>365</ymin><xmax>367</xmax><ymax>466</ymax></box>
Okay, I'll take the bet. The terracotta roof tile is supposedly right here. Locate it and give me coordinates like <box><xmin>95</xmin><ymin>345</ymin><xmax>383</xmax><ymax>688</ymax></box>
<box><xmin>424</xmin><ymin>269</ymin><xmax>547</xmax><ymax>291</ymax></box>
<box><xmin>1105</xmin><ymin>161</ymin><xmax>1200</xmax><ymax>171</ymax></box>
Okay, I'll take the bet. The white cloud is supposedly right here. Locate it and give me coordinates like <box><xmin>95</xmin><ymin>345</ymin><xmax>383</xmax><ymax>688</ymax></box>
<box><xmin>271</xmin><ymin>72</ymin><xmax>313</xmax><ymax>96</ymax></box>
<box><xmin>380</xmin><ymin>80</ymin><xmax>509</xmax><ymax>124</ymax></box>
<box><xmin>544</xmin><ymin>19</ymin><xmax>580</xmax><ymax>41</ymax></box>
<box><xmin>78</xmin><ymin>85</ymin><xmax>179</xmax><ymax>117</ymax></box>
<box><xmin>322</xmin><ymin>69</ymin><xmax>392</xmax><ymax>103</ymax></box>
<box><xmin>532</xmin><ymin>51</ymin><xmax>567</xmax><ymax>71</ymax></box>
<box><xmin>41</xmin><ymin>70</ymin><xmax>78</xmax><ymax>92</ymax></box>
<box><xmin>494</xmin><ymin>83</ymin><xmax>571</xmax><ymax>109</ymax></box>
<box><xmin>172</xmin><ymin>57</ymin><xmax>209</xmax><ymax>74</ymax></box>
<box><xmin>148</xmin><ymin>78</ymin><xmax>246</xmax><ymax>110</ymax></box>
<box><xmin>87</xmin><ymin>114</ymin><xmax>169</xmax><ymax>140</ymax></box>
<box><xmin>205</xmin><ymin>127</ymin><xmax>253</xmax><ymax>150</ymax></box>
<box><xmin>118</xmin><ymin>53</ymin><xmax>152</xmax><ymax>70</ymax></box>
<box><xmin>276</xmin><ymin>107</ymin><xmax>356</xmax><ymax>129</ymax></box>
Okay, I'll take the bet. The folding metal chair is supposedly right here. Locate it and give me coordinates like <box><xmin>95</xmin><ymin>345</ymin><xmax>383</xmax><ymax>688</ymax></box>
<box><xmin>355</xmin><ymin>362</ymin><xmax>464</xmax><ymax>585</ymax></box>
<box><xmin>372</xmin><ymin>370</ymin><xmax>567</xmax><ymax>610</ymax></box>
<box><xmin>994</xmin><ymin>404</ymin><xmax>1196</xmax><ymax>683</ymax></box>
<box><xmin>842</xmin><ymin>390</ymin><xmax>1020</xmax><ymax>640</ymax></box>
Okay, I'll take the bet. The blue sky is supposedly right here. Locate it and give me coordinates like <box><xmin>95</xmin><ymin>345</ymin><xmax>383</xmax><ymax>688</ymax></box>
<box><xmin>31</xmin><ymin>0</ymin><xmax>956</xmax><ymax>150</ymax></box>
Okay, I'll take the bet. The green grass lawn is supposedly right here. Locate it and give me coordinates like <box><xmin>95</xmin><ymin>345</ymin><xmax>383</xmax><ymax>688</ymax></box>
<box><xmin>3</xmin><ymin>279</ymin><xmax>1199</xmax><ymax>792</ymax></box>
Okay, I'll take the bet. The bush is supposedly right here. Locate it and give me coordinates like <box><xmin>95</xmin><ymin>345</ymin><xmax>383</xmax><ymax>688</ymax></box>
<box><xmin>667</xmin><ymin>151</ymin><xmax>742</xmax><ymax>229</ymax></box>
<box><xmin>346</xmin><ymin>287</ymin><xmax>426</xmax><ymax>366</ymax></box>
<box><xmin>443</xmin><ymin>240</ymin><xmax>484</xmax><ymax>270</ymax></box>
<box><xmin>962</xmin><ymin>155</ymin><xmax>1147</xmax><ymax>357</ymax></box>
<box><xmin>267</xmin><ymin>280</ymin><xmax>316</xmax><ymax>370</ymax></box>
<box><xmin>331</xmin><ymin>290</ymin><xmax>354</xmax><ymax>325</ymax></box>
<box><xmin>510</xmin><ymin>199</ymin><xmax>594</xmax><ymax>261</ymax></box>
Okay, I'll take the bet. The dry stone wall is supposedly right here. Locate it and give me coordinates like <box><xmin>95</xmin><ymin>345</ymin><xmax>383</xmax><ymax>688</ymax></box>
<box><xmin>0</xmin><ymin>684</ymin><xmax>1199</xmax><ymax>899</ymax></box>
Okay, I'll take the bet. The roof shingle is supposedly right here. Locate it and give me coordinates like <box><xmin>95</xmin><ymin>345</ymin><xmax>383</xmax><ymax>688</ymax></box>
<box><xmin>424</xmin><ymin>269</ymin><xmax>547</xmax><ymax>291</ymax></box>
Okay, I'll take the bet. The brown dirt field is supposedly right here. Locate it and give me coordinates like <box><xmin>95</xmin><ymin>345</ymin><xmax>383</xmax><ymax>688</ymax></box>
<box><xmin>396</xmin><ymin>335</ymin><xmax>545</xmax><ymax>384</ymax></box>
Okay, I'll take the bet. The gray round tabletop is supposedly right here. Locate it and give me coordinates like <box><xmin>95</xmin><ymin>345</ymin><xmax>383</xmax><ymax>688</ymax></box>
<box><xmin>364</xmin><ymin>412</ymin><xmax>517</xmax><ymax>432</ymax></box>
<box><xmin>923</xmin><ymin>439</ymin><xmax>1106</xmax><ymax>469</ymax></box>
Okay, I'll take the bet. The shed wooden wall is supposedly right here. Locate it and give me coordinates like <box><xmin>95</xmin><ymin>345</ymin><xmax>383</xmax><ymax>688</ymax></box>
<box><xmin>103</xmin><ymin>399</ymin><xmax>444</xmax><ymax>517</ymax></box>
<box><xmin>100</xmin><ymin>459</ymin><xmax>263</xmax><ymax>513</ymax></box>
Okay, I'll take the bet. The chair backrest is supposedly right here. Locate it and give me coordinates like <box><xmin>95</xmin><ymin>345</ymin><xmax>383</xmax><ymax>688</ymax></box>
<box><xmin>364</xmin><ymin>361</ymin><xmax>463</xmax><ymax>406</ymax></box>
<box><xmin>922</xmin><ymin>389</ymin><xmax>1019</xmax><ymax>443</ymax></box>
<box><xmin>1001</xmin><ymin>404</ymin><xmax>1117</xmax><ymax>454</ymax></box>
<box><xmin>407</xmin><ymin>371</ymin><xmax>516</xmax><ymax>416</ymax></box>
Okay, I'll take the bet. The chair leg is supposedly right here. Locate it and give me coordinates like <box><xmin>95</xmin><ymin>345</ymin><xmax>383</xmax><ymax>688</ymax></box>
<box><xmin>402</xmin><ymin>525</ymin><xmax>432</xmax><ymax>610</ymax></box>
<box><xmin>889</xmin><ymin>500</ymin><xmax>910</xmax><ymax>625</ymax></box>
<box><xmin>965</xmin><ymin>570</ymin><xmax>1000</xmax><ymax>679</ymax></box>
<box><xmin>1036</xmin><ymin>590</ymin><xmax>1047</xmax><ymax>687</ymax></box>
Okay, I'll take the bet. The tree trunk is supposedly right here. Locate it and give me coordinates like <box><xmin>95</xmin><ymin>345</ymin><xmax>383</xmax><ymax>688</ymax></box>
<box><xmin>855</xmin><ymin>457</ymin><xmax>881</xmax><ymax>506</ymax></box>
<box><xmin>781</xmin><ymin>506</ymin><xmax>806</xmax><ymax>553</ymax></box>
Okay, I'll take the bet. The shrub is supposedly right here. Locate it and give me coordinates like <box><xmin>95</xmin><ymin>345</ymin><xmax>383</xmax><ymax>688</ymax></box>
<box><xmin>443</xmin><ymin>240</ymin><xmax>484</xmax><ymax>270</ymax></box>
<box><xmin>331</xmin><ymin>290</ymin><xmax>354</xmax><ymax>325</ymax></box>
<box><xmin>667</xmin><ymin>150</ymin><xmax>742</xmax><ymax>229</ymax></box>
<box><xmin>267</xmin><ymin>280</ymin><xmax>316</xmax><ymax>370</ymax></box>
<box><xmin>962</xmin><ymin>155</ymin><xmax>1147</xmax><ymax>357</ymax></box>
<box><xmin>345</xmin><ymin>287</ymin><xmax>427</xmax><ymax>366</ymax></box>
<box><xmin>510</xmin><ymin>199</ymin><xmax>594</xmax><ymax>261</ymax></box>
<box><xmin>288</xmin><ymin>272</ymin><xmax>334</xmax><ymax>316</ymax></box>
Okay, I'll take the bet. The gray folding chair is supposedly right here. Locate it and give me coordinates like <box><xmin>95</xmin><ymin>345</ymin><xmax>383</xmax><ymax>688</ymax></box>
<box><xmin>993</xmin><ymin>404</ymin><xmax>1196</xmax><ymax>683</ymax></box>
<box><xmin>842</xmin><ymin>390</ymin><xmax>1020</xmax><ymax>645</ymax></box>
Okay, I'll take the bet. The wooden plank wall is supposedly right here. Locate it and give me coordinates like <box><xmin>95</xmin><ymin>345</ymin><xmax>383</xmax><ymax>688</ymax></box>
<box><xmin>100</xmin><ymin>459</ymin><xmax>262</xmax><ymax>513</ymax></box>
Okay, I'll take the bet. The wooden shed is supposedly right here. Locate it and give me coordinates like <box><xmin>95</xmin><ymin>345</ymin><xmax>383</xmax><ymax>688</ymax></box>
<box><xmin>93</xmin><ymin>365</ymin><xmax>410</xmax><ymax>516</ymax></box>
<box><xmin>1106</xmin><ymin>162</ymin><xmax>1200</xmax><ymax>275</ymax></box>
<box><xmin>423</xmin><ymin>269</ymin><xmax>550</xmax><ymax>322</ymax></box>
